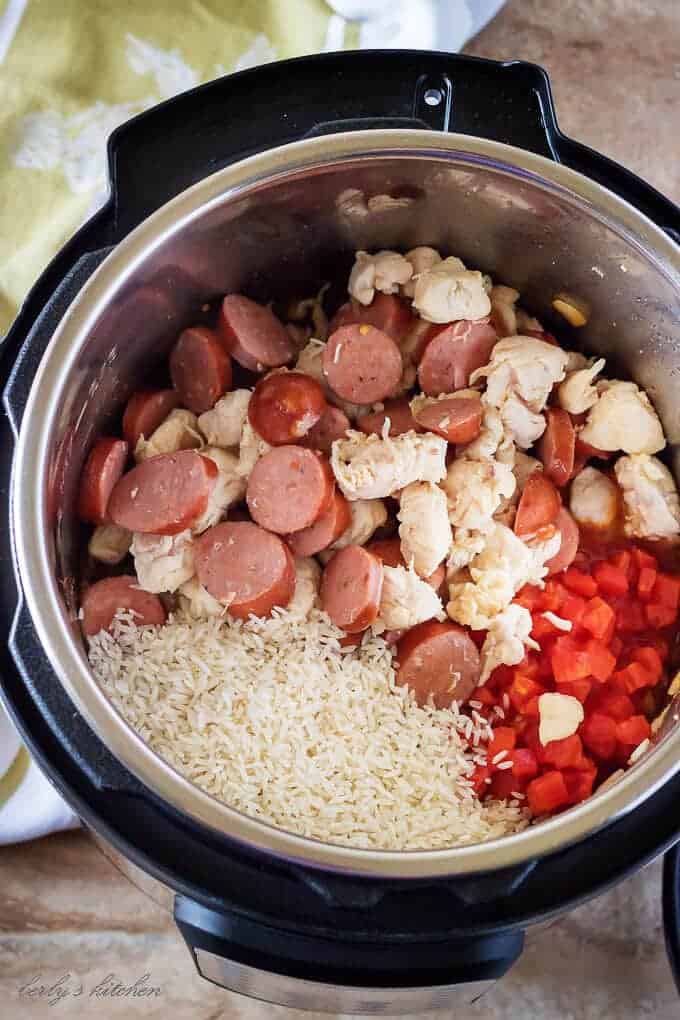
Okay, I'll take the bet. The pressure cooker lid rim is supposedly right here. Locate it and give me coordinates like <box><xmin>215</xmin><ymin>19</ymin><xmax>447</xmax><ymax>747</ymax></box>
<box><xmin>10</xmin><ymin>128</ymin><xmax>680</xmax><ymax>879</ymax></box>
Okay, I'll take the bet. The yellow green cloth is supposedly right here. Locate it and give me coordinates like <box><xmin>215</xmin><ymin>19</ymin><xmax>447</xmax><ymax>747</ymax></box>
<box><xmin>0</xmin><ymin>0</ymin><xmax>359</xmax><ymax>337</ymax></box>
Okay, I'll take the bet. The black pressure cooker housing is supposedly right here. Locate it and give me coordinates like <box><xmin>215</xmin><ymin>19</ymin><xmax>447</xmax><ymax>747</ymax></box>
<box><xmin>2</xmin><ymin>52</ymin><xmax>680</xmax><ymax>1000</ymax></box>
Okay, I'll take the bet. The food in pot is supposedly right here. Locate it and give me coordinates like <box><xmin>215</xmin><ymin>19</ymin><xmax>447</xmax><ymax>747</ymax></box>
<box><xmin>79</xmin><ymin>245</ymin><xmax>680</xmax><ymax>850</ymax></box>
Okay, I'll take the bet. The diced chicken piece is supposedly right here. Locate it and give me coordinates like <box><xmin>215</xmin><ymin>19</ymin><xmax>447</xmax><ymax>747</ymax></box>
<box><xmin>237</xmin><ymin>421</ymin><xmax>272</xmax><ymax>479</ymax></box>
<box><xmin>480</xmin><ymin>604</ymin><xmax>536</xmax><ymax>683</ymax></box>
<box><xmin>331</xmin><ymin>499</ymin><xmax>387</xmax><ymax>551</ymax></box>
<box><xmin>178</xmin><ymin>576</ymin><xmax>225</xmax><ymax>619</ymax></box>
<box><xmin>579</xmin><ymin>381</ymin><xmax>665</xmax><ymax>455</ymax></box>
<box><xmin>459</xmin><ymin>404</ymin><xmax>505</xmax><ymax>461</ymax></box>
<box><xmin>447</xmin><ymin>523</ymin><xmax>560</xmax><ymax>629</ymax></box>
<box><xmin>330</xmin><ymin>429</ymin><xmax>447</xmax><ymax>500</ymax></box>
<box><xmin>198</xmin><ymin>390</ymin><xmax>252</xmax><ymax>449</ymax></box>
<box><xmin>443</xmin><ymin>458</ymin><xmax>515</xmax><ymax>531</ymax></box>
<box><xmin>398</xmin><ymin>482</ymin><xmax>451</xmax><ymax>578</ymax></box>
<box><xmin>134</xmin><ymin>408</ymin><xmax>202</xmax><ymax>462</ymax></box>
<box><xmin>489</xmin><ymin>285</ymin><xmax>520</xmax><ymax>338</ymax></box>
<box><xmin>401</xmin><ymin>246</ymin><xmax>442</xmax><ymax>298</ymax></box>
<box><xmin>570</xmin><ymin>467</ymin><xmax>619</xmax><ymax>529</ymax></box>
<box><xmin>558</xmin><ymin>358</ymin><xmax>605</xmax><ymax>415</ymax></box>
<box><xmin>376</xmin><ymin>564</ymin><xmax>445</xmax><ymax>631</ymax></box>
<box><xmin>472</xmin><ymin>336</ymin><xmax>569</xmax><ymax>413</ymax></box>
<box><xmin>500</xmin><ymin>393</ymin><xmax>546</xmax><ymax>449</ymax></box>
<box><xmin>446</xmin><ymin>529</ymin><xmax>488</xmax><ymax>578</ymax></box>
<box><xmin>295</xmin><ymin>340</ymin><xmax>368</xmax><ymax>419</ymax></box>
<box><xmin>131</xmin><ymin>529</ymin><xmax>195</xmax><ymax>594</ymax></box>
<box><xmin>88</xmin><ymin>524</ymin><xmax>132</xmax><ymax>565</ymax></box>
<box><xmin>193</xmin><ymin>448</ymin><xmax>246</xmax><ymax>533</ymax></box>
<box><xmin>412</xmin><ymin>258</ymin><xmax>491</xmax><ymax>324</ymax></box>
<box><xmin>348</xmin><ymin>250</ymin><xmax>413</xmax><ymax>306</ymax></box>
<box><xmin>614</xmin><ymin>454</ymin><xmax>680</xmax><ymax>539</ymax></box>
<box><xmin>538</xmin><ymin>692</ymin><xmax>584</xmax><ymax>745</ymax></box>
<box><xmin>287</xmin><ymin>283</ymin><xmax>330</xmax><ymax>341</ymax></box>
<box><xmin>513</xmin><ymin>452</ymin><xmax>543</xmax><ymax>491</ymax></box>
<box><xmin>286</xmin><ymin>557</ymin><xmax>321</xmax><ymax>620</ymax></box>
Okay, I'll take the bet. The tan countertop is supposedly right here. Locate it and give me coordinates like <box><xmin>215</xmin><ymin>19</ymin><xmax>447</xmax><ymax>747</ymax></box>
<box><xmin>1</xmin><ymin>1</ymin><xmax>679</xmax><ymax>1017</ymax></box>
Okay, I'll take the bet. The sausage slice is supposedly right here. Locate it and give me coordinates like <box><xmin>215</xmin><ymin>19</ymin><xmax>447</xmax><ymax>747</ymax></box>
<box><xmin>246</xmin><ymin>446</ymin><xmax>334</xmax><ymax>534</ymax></box>
<box><xmin>321</xmin><ymin>545</ymin><xmax>384</xmax><ymax>633</ymax></box>
<box><xmin>122</xmin><ymin>389</ymin><xmax>180</xmax><ymax>447</ymax></box>
<box><xmin>248</xmin><ymin>371</ymin><xmax>326</xmax><ymax>445</ymax></box>
<box><xmin>418</xmin><ymin>319</ymin><xmax>497</xmax><ymax>395</ymax></box>
<box><xmin>357</xmin><ymin>397</ymin><xmax>422</xmax><ymax>437</ymax></box>
<box><xmin>194</xmin><ymin>521</ymin><xmax>295</xmax><ymax>618</ymax></box>
<box><xmin>219</xmin><ymin>294</ymin><xmax>295</xmax><ymax>371</ymax></box>
<box><xmin>299</xmin><ymin>405</ymin><xmax>351</xmax><ymax>454</ymax></box>
<box><xmin>77</xmin><ymin>437</ymin><xmax>129</xmax><ymax>524</ymax></box>
<box><xmin>545</xmin><ymin>508</ymin><xmax>580</xmax><ymax>575</ymax></box>
<box><xmin>536</xmin><ymin>407</ymin><xmax>575</xmax><ymax>487</ymax></box>
<box><xmin>108</xmin><ymin>450</ymin><xmax>218</xmax><ymax>535</ymax></box>
<box><xmin>514</xmin><ymin>474</ymin><xmax>561</xmax><ymax>538</ymax></box>
<box><xmin>366</xmin><ymin>538</ymin><xmax>444</xmax><ymax>591</ymax></box>
<box><xmin>395</xmin><ymin>620</ymin><xmax>481</xmax><ymax>707</ymax></box>
<box><xmin>81</xmin><ymin>576</ymin><xmax>166</xmax><ymax>636</ymax></box>
<box><xmin>412</xmin><ymin>394</ymin><xmax>483</xmax><ymax>443</ymax></box>
<box><xmin>286</xmin><ymin>489</ymin><xmax>351</xmax><ymax>557</ymax></box>
<box><xmin>323</xmin><ymin>324</ymin><xmax>403</xmax><ymax>404</ymax></box>
<box><xmin>328</xmin><ymin>293</ymin><xmax>414</xmax><ymax>343</ymax></box>
<box><xmin>170</xmin><ymin>326</ymin><xmax>232</xmax><ymax>413</ymax></box>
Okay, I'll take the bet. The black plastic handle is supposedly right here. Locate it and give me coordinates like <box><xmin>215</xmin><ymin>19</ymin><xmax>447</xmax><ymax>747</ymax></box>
<box><xmin>663</xmin><ymin>845</ymin><xmax>680</xmax><ymax>994</ymax></box>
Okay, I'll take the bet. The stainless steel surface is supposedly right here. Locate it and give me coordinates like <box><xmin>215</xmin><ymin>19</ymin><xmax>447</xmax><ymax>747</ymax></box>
<box><xmin>10</xmin><ymin>130</ymin><xmax>680</xmax><ymax>878</ymax></box>
<box><xmin>194</xmin><ymin>948</ymin><xmax>493</xmax><ymax>1014</ymax></box>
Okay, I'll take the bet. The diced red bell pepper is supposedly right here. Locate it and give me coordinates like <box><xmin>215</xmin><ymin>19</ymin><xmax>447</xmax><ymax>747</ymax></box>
<box><xmin>593</xmin><ymin>562</ymin><xmax>629</xmax><ymax>597</ymax></box>
<box><xmin>532</xmin><ymin>613</ymin><xmax>561</xmax><ymax>641</ymax></box>
<box><xmin>583</xmin><ymin>639</ymin><xmax>616</xmax><ymax>682</ymax></box>
<box><xmin>562</xmin><ymin>569</ymin><xmax>598</xmax><ymax>598</ymax></box>
<box><xmin>551</xmin><ymin>636</ymin><xmax>591</xmax><ymax>685</ymax></box>
<box><xmin>637</xmin><ymin>567</ymin><xmax>658</xmax><ymax>602</ymax></box>
<box><xmin>539</xmin><ymin>734</ymin><xmax>587</xmax><ymax>770</ymax></box>
<box><xmin>511</xmin><ymin>748</ymin><xmax>539</xmax><ymax>781</ymax></box>
<box><xmin>469</xmin><ymin>765</ymin><xmax>491</xmax><ymax>795</ymax></box>
<box><xmin>610</xmin><ymin>549</ymin><xmax>633</xmax><ymax>578</ymax></box>
<box><xmin>581</xmin><ymin>712</ymin><xmax>617</xmax><ymax>759</ymax></box>
<box><xmin>540</xmin><ymin>580</ymin><xmax>567</xmax><ymax>613</ymax></box>
<box><xmin>508</xmin><ymin>673</ymin><xmax>545</xmax><ymax>712</ymax></box>
<box><xmin>523</xmin><ymin>695</ymin><xmax>541</xmax><ymax>718</ymax></box>
<box><xmin>618</xmin><ymin>601</ymin><xmax>648</xmax><ymax>633</ymax></box>
<box><xmin>488</xmin><ymin>726</ymin><xmax>516</xmax><ymax>761</ymax></box>
<box><xmin>560</xmin><ymin>595</ymin><xmax>588</xmax><ymax>628</ymax></box>
<box><xmin>591</xmin><ymin>688</ymin><xmax>635</xmax><ymax>722</ymax></box>
<box><xmin>562</xmin><ymin>765</ymin><xmax>596</xmax><ymax>804</ymax></box>
<box><xmin>489</xmin><ymin>769</ymin><xmax>523</xmax><ymax>801</ymax></box>
<box><xmin>630</xmin><ymin>646</ymin><xmax>663</xmax><ymax>683</ymax></box>
<box><xmin>556</xmin><ymin>678</ymin><xmax>593</xmax><ymax>703</ymax></box>
<box><xmin>581</xmin><ymin>597</ymin><xmax>616</xmax><ymax>642</ymax></box>
<box><xmin>515</xmin><ymin>584</ymin><xmax>544</xmax><ymax>612</ymax></box>
<box><xmin>632</xmin><ymin>546</ymin><xmax>657</xmax><ymax>571</ymax></box>
<box><xmin>470</xmin><ymin>685</ymin><xmax>497</xmax><ymax>707</ymax></box>
<box><xmin>610</xmin><ymin>636</ymin><xmax>623</xmax><ymax>659</ymax></box>
<box><xmin>527</xmin><ymin>770</ymin><xmax>570</xmax><ymax>815</ymax></box>
<box><xmin>612</xmin><ymin>661</ymin><xmax>655</xmax><ymax>694</ymax></box>
<box><xmin>652</xmin><ymin>573</ymin><xmax>680</xmax><ymax>609</ymax></box>
<box><xmin>616</xmin><ymin>715</ymin><xmax>651</xmax><ymax>751</ymax></box>
<box><xmin>646</xmin><ymin>602</ymin><xmax>677</xmax><ymax>628</ymax></box>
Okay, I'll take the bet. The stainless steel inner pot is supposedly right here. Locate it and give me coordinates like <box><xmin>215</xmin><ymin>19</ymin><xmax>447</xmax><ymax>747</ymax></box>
<box><xmin>11</xmin><ymin>130</ymin><xmax>680</xmax><ymax>878</ymax></box>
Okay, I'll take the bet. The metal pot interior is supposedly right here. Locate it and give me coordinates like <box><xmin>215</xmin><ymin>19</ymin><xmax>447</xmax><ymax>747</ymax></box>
<box><xmin>12</xmin><ymin>131</ymin><xmax>680</xmax><ymax>877</ymax></box>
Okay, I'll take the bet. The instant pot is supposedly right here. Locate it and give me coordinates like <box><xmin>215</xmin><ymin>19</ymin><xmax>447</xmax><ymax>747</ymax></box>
<box><xmin>2</xmin><ymin>51</ymin><xmax>680</xmax><ymax>1011</ymax></box>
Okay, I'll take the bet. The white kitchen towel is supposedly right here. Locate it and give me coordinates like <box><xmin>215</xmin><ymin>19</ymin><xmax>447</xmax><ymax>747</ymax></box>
<box><xmin>0</xmin><ymin>0</ymin><xmax>505</xmax><ymax>845</ymax></box>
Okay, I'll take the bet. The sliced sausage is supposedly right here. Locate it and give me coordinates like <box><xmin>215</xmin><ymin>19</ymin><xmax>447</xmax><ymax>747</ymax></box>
<box><xmin>122</xmin><ymin>389</ymin><xmax>180</xmax><ymax>447</ymax></box>
<box><xmin>412</xmin><ymin>394</ymin><xmax>483</xmax><ymax>443</ymax></box>
<box><xmin>329</xmin><ymin>294</ymin><xmax>414</xmax><ymax>343</ymax></box>
<box><xmin>356</xmin><ymin>397</ymin><xmax>422</xmax><ymax>437</ymax></box>
<box><xmin>536</xmin><ymin>407</ymin><xmax>575</xmax><ymax>487</ymax></box>
<box><xmin>286</xmin><ymin>489</ymin><xmax>351</xmax><ymax>557</ymax></box>
<box><xmin>320</xmin><ymin>545</ymin><xmax>384</xmax><ymax>633</ymax></box>
<box><xmin>81</xmin><ymin>575</ymin><xmax>166</xmax><ymax>637</ymax></box>
<box><xmin>323</xmin><ymin>324</ymin><xmax>403</xmax><ymax>404</ymax></box>
<box><xmin>426</xmin><ymin>562</ymin><xmax>447</xmax><ymax>595</ymax></box>
<box><xmin>395</xmin><ymin>620</ymin><xmax>481</xmax><ymax>708</ymax></box>
<box><xmin>194</xmin><ymin>521</ymin><xmax>295</xmax><ymax>618</ymax></box>
<box><xmin>108</xmin><ymin>450</ymin><xmax>218</xmax><ymax>535</ymax></box>
<box><xmin>170</xmin><ymin>326</ymin><xmax>232</xmax><ymax>414</ymax></box>
<box><xmin>299</xmin><ymin>405</ymin><xmax>351</xmax><ymax>454</ymax></box>
<box><xmin>246</xmin><ymin>446</ymin><xmax>334</xmax><ymax>534</ymax></box>
<box><xmin>418</xmin><ymin>319</ymin><xmax>497</xmax><ymax>395</ymax></box>
<box><xmin>514</xmin><ymin>474</ymin><xmax>561</xmax><ymax>538</ymax></box>
<box><xmin>545</xmin><ymin>508</ymin><xmax>580</xmax><ymax>575</ymax></box>
<box><xmin>574</xmin><ymin>435</ymin><xmax>614</xmax><ymax>462</ymax></box>
<box><xmin>248</xmin><ymin>371</ymin><xmax>326</xmax><ymax>445</ymax></box>
<box><xmin>219</xmin><ymin>294</ymin><xmax>295</xmax><ymax>372</ymax></box>
<box><xmin>77</xmin><ymin>437</ymin><xmax>129</xmax><ymax>524</ymax></box>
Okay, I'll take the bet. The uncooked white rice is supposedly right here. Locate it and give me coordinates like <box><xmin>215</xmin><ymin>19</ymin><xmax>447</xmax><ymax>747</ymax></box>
<box><xmin>88</xmin><ymin>608</ymin><xmax>528</xmax><ymax>850</ymax></box>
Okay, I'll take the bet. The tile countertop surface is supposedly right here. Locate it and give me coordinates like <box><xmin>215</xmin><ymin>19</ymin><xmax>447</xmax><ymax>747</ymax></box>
<box><xmin>1</xmin><ymin>0</ymin><xmax>679</xmax><ymax>1018</ymax></box>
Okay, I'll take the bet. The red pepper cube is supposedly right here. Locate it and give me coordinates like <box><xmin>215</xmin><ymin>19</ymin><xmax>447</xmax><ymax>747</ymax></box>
<box><xmin>487</xmin><ymin>726</ymin><xmax>516</xmax><ymax>761</ymax></box>
<box><xmin>508</xmin><ymin>673</ymin><xmax>545</xmax><ymax>712</ymax></box>
<box><xmin>645</xmin><ymin>602</ymin><xmax>677</xmax><ymax>629</ymax></box>
<box><xmin>469</xmin><ymin>764</ymin><xmax>492</xmax><ymax>796</ymax></box>
<box><xmin>612</xmin><ymin>662</ymin><xmax>654</xmax><ymax>694</ymax></box>
<box><xmin>470</xmin><ymin>685</ymin><xmax>496</xmax><ymax>707</ymax></box>
<box><xmin>489</xmin><ymin>769</ymin><xmax>523</xmax><ymax>801</ymax></box>
<box><xmin>632</xmin><ymin>546</ymin><xmax>657</xmax><ymax>571</ymax></box>
<box><xmin>637</xmin><ymin>567</ymin><xmax>658</xmax><ymax>602</ymax></box>
<box><xmin>540</xmin><ymin>580</ymin><xmax>567</xmax><ymax>613</ymax></box>
<box><xmin>593</xmin><ymin>688</ymin><xmax>635</xmax><ymax>722</ymax></box>
<box><xmin>609</xmin><ymin>636</ymin><xmax>623</xmax><ymax>659</ymax></box>
<box><xmin>531</xmin><ymin>613</ymin><xmax>560</xmax><ymax>641</ymax></box>
<box><xmin>581</xmin><ymin>597</ymin><xmax>616</xmax><ymax>642</ymax></box>
<box><xmin>594</xmin><ymin>562</ymin><xmax>629</xmax><ymax>597</ymax></box>
<box><xmin>523</xmin><ymin>695</ymin><xmax>541</xmax><ymax>718</ymax></box>
<box><xmin>583</xmin><ymin>639</ymin><xmax>616</xmax><ymax>682</ymax></box>
<box><xmin>515</xmin><ymin>584</ymin><xmax>544</xmax><ymax>612</ymax></box>
<box><xmin>511</xmin><ymin>748</ymin><xmax>539</xmax><ymax>781</ymax></box>
<box><xmin>581</xmin><ymin>712</ymin><xmax>617</xmax><ymax>759</ymax></box>
<box><xmin>551</xmin><ymin>636</ymin><xmax>591</xmax><ymax>685</ymax></box>
<box><xmin>562</xmin><ymin>765</ymin><xmax>596</xmax><ymax>805</ymax></box>
<box><xmin>556</xmin><ymin>678</ymin><xmax>592</xmax><ymax>703</ymax></box>
<box><xmin>539</xmin><ymin>734</ymin><xmax>586</xmax><ymax>770</ymax></box>
<box><xmin>616</xmin><ymin>715</ymin><xmax>651</xmax><ymax>748</ymax></box>
<box><xmin>652</xmin><ymin>573</ymin><xmax>680</xmax><ymax>609</ymax></box>
<box><xmin>527</xmin><ymin>771</ymin><xmax>570</xmax><ymax>816</ymax></box>
<box><xmin>562</xmin><ymin>569</ymin><xmax>598</xmax><ymax>598</ymax></box>
<box><xmin>630</xmin><ymin>646</ymin><xmax>663</xmax><ymax>683</ymax></box>
<box><xmin>618</xmin><ymin>600</ymin><xmax>648</xmax><ymax>633</ymax></box>
<box><xmin>560</xmin><ymin>595</ymin><xmax>588</xmax><ymax>628</ymax></box>
<box><xmin>610</xmin><ymin>549</ymin><xmax>633</xmax><ymax>577</ymax></box>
